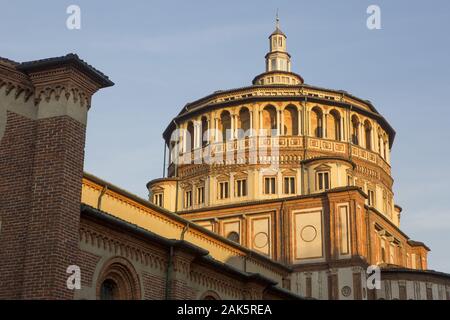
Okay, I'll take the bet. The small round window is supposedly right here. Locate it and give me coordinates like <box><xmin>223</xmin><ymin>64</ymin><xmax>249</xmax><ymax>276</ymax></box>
<box><xmin>227</xmin><ymin>231</ymin><xmax>240</xmax><ymax>243</ymax></box>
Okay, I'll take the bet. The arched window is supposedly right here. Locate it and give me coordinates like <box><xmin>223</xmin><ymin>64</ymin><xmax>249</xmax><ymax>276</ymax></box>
<box><xmin>262</xmin><ymin>105</ymin><xmax>277</xmax><ymax>136</ymax></box>
<box><xmin>351</xmin><ymin>115</ymin><xmax>360</xmax><ymax>145</ymax></box>
<box><xmin>226</xmin><ymin>231</ymin><xmax>240</xmax><ymax>243</ymax></box>
<box><xmin>283</xmin><ymin>105</ymin><xmax>298</xmax><ymax>135</ymax></box>
<box><xmin>311</xmin><ymin>107</ymin><xmax>323</xmax><ymax>138</ymax></box>
<box><xmin>201</xmin><ymin>116</ymin><xmax>208</xmax><ymax>148</ymax></box>
<box><xmin>328</xmin><ymin>110</ymin><xmax>341</xmax><ymax>141</ymax></box>
<box><xmin>100</xmin><ymin>279</ymin><xmax>118</xmax><ymax>300</ymax></box>
<box><xmin>364</xmin><ymin>120</ymin><xmax>372</xmax><ymax>150</ymax></box>
<box><xmin>186</xmin><ymin>121</ymin><xmax>195</xmax><ymax>152</ymax></box>
<box><xmin>96</xmin><ymin>257</ymin><xmax>141</xmax><ymax>300</ymax></box>
<box><xmin>238</xmin><ymin>107</ymin><xmax>250</xmax><ymax>139</ymax></box>
<box><xmin>201</xmin><ymin>291</ymin><xmax>221</xmax><ymax>300</ymax></box>
<box><xmin>219</xmin><ymin>111</ymin><xmax>231</xmax><ymax>142</ymax></box>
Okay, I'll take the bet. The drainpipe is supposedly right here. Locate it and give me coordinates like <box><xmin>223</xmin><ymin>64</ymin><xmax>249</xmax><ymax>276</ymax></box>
<box><xmin>165</xmin><ymin>245</ymin><xmax>174</xmax><ymax>300</ymax></box>
<box><xmin>174</xmin><ymin>119</ymin><xmax>180</xmax><ymax>213</ymax></box>
<box><xmin>280</xmin><ymin>200</ymin><xmax>287</xmax><ymax>263</ymax></box>
<box><xmin>366</xmin><ymin>209</ymin><xmax>372</xmax><ymax>265</ymax></box>
<box><xmin>302</xmin><ymin>98</ymin><xmax>308</xmax><ymax>195</ymax></box>
<box><xmin>165</xmin><ymin>222</ymin><xmax>190</xmax><ymax>300</ymax></box>
<box><xmin>97</xmin><ymin>185</ymin><xmax>108</xmax><ymax>210</ymax></box>
<box><xmin>348</xmin><ymin>103</ymin><xmax>353</xmax><ymax>161</ymax></box>
<box><xmin>347</xmin><ymin>103</ymin><xmax>356</xmax><ymax>186</ymax></box>
<box><xmin>162</xmin><ymin>140</ymin><xmax>167</xmax><ymax>178</ymax></box>
<box><xmin>180</xmin><ymin>222</ymin><xmax>190</xmax><ymax>241</ymax></box>
<box><xmin>245</xmin><ymin>251</ymin><xmax>252</xmax><ymax>273</ymax></box>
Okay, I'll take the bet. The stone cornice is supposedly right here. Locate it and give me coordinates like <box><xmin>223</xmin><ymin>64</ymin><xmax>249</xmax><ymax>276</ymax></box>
<box><xmin>16</xmin><ymin>53</ymin><xmax>113</xmax><ymax>108</ymax></box>
<box><xmin>162</xmin><ymin>89</ymin><xmax>396</xmax><ymax>148</ymax></box>
<box><xmin>1</xmin><ymin>54</ymin><xmax>113</xmax><ymax>108</ymax></box>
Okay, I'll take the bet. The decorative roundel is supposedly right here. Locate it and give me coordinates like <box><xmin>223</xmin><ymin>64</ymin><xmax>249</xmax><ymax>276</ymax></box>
<box><xmin>253</xmin><ymin>232</ymin><xmax>269</xmax><ymax>249</ymax></box>
<box><xmin>341</xmin><ymin>286</ymin><xmax>352</xmax><ymax>297</ymax></box>
<box><xmin>300</xmin><ymin>225</ymin><xmax>317</xmax><ymax>242</ymax></box>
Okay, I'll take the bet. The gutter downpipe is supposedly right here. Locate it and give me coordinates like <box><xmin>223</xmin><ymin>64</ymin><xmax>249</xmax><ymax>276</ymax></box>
<box><xmin>162</xmin><ymin>140</ymin><xmax>167</xmax><ymax>178</ymax></box>
<box><xmin>302</xmin><ymin>97</ymin><xmax>308</xmax><ymax>195</ymax></box>
<box><xmin>280</xmin><ymin>200</ymin><xmax>287</xmax><ymax>264</ymax></box>
<box><xmin>165</xmin><ymin>221</ymin><xmax>190</xmax><ymax>299</ymax></box>
<box><xmin>366</xmin><ymin>208</ymin><xmax>372</xmax><ymax>266</ymax></box>
<box><xmin>97</xmin><ymin>185</ymin><xmax>108</xmax><ymax>210</ymax></box>
<box><xmin>174</xmin><ymin>119</ymin><xmax>180</xmax><ymax>213</ymax></box>
<box><xmin>165</xmin><ymin>244</ymin><xmax>174</xmax><ymax>300</ymax></box>
<box><xmin>180</xmin><ymin>222</ymin><xmax>190</xmax><ymax>241</ymax></box>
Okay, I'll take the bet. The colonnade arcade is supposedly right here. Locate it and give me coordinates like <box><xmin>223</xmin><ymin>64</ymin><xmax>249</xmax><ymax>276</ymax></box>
<box><xmin>171</xmin><ymin>103</ymin><xmax>391</xmax><ymax>163</ymax></box>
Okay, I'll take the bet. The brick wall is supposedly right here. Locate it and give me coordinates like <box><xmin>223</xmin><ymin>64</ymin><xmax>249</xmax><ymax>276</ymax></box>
<box><xmin>0</xmin><ymin>111</ymin><xmax>37</xmax><ymax>299</ymax></box>
<box><xmin>0</xmin><ymin>55</ymin><xmax>112</xmax><ymax>299</ymax></box>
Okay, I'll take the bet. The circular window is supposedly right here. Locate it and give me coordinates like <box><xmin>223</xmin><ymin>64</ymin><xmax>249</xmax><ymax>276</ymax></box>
<box><xmin>341</xmin><ymin>286</ymin><xmax>352</xmax><ymax>297</ymax></box>
<box><xmin>226</xmin><ymin>231</ymin><xmax>240</xmax><ymax>243</ymax></box>
<box><xmin>253</xmin><ymin>232</ymin><xmax>269</xmax><ymax>249</ymax></box>
<box><xmin>300</xmin><ymin>225</ymin><xmax>317</xmax><ymax>242</ymax></box>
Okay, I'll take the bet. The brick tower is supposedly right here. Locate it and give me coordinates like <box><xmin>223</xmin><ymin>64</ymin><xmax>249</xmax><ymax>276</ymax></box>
<box><xmin>0</xmin><ymin>54</ymin><xmax>113</xmax><ymax>299</ymax></box>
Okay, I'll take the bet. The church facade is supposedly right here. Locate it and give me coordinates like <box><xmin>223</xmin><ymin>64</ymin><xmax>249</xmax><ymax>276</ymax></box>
<box><xmin>0</xmin><ymin>22</ymin><xmax>449</xmax><ymax>300</ymax></box>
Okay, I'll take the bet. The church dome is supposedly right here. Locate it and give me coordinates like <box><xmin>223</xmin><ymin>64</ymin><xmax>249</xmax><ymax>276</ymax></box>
<box><xmin>149</xmin><ymin>18</ymin><xmax>397</xmax><ymax>229</ymax></box>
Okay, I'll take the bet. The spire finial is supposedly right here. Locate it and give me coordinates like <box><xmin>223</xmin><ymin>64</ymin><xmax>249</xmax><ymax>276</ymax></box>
<box><xmin>276</xmin><ymin>9</ymin><xmax>280</xmax><ymax>29</ymax></box>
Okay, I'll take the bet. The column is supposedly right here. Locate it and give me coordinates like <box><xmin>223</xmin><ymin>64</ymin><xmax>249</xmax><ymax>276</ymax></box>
<box><xmin>249</xmin><ymin>110</ymin><xmax>254</xmax><ymax>137</ymax></box>
<box><xmin>276</xmin><ymin>109</ymin><xmax>280</xmax><ymax>136</ymax></box>
<box><xmin>297</xmin><ymin>108</ymin><xmax>302</xmax><ymax>136</ymax></box>
<box><xmin>371</xmin><ymin>127</ymin><xmax>376</xmax><ymax>152</ymax></box>
<box><xmin>214</xmin><ymin>117</ymin><xmax>219</xmax><ymax>142</ymax></box>
<box><xmin>359</xmin><ymin>123</ymin><xmax>363</xmax><ymax>146</ymax></box>
<box><xmin>206</xmin><ymin>119</ymin><xmax>210</xmax><ymax>145</ymax></box>
<box><xmin>182</xmin><ymin>123</ymin><xmax>187</xmax><ymax>153</ymax></box>
<box><xmin>194</xmin><ymin>122</ymin><xmax>199</xmax><ymax>149</ymax></box>
<box><xmin>259</xmin><ymin>110</ymin><xmax>263</xmax><ymax>136</ymax></box>
<box><xmin>230</xmin><ymin>114</ymin><xmax>235</xmax><ymax>140</ymax></box>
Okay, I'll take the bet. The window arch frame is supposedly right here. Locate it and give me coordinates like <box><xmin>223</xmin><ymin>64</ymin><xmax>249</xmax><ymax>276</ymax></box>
<box><xmin>283</xmin><ymin>104</ymin><xmax>299</xmax><ymax>136</ymax></box>
<box><xmin>351</xmin><ymin>114</ymin><xmax>360</xmax><ymax>146</ymax></box>
<box><xmin>96</xmin><ymin>257</ymin><xmax>141</xmax><ymax>300</ymax></box>
<box><xmin>311</xmin><ymin>106</ymin><xmax>324</xmax><ymax>138</ymax></box>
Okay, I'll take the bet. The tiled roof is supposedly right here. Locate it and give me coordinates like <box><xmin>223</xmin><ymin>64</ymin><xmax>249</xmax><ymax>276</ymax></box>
<box><xmin>271</xmin><ymin>27</ymin><xmax>286</xmax><ymax>37</ymax></box>
<box><xmin>17</xmin><ymin>53</ymin><xmax>114</xmax><ymax>87</ymax></box>
<box><xmin>0</xmin><ymin>56</ymin><xmax>19</xmax><ymax>66</ymax></box>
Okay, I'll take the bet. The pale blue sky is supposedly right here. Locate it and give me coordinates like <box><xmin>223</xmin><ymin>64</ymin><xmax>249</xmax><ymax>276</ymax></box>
<box><xmin>1</xmin><ymin>0</ymin><xmax>449</xmax><ymax>273</ymax></box>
